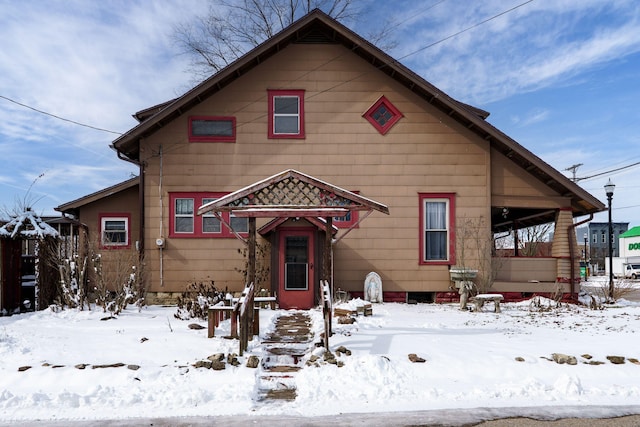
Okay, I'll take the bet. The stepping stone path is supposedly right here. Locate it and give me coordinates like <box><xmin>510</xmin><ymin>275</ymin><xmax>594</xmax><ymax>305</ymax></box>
<box><xmin>254</xmin><ymin>311</ymin><xmax>315</xmax><ymax>403</ymax></box>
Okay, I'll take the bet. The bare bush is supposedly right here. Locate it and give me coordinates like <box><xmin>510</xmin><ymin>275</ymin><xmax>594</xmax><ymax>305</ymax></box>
<box><xmin>235</xmin><ymin>240</ymin><xmax>270</xmax><ymax>290</ymax></box>
<box><xmin>456</xmin><ymin>216</ymin><xmax>504</xmax><ymax>293</ymax></box>
<box><xmin>528</xmin><ymin>295</ymin><xmax>562</xmax><ymax>312</ymax></box>
<box><xmin>56</xmin><ymin>254</ymin><xmax>89</xmax><ymax>309</ymax></box>
<box><xmin>93</xmin><ymin>249</ymin><xmax>146</xmax><ymax>315</ymax></box>
<box><xmin>590</xmin><ymin>279</ymin><xmax>636</xmax><ymax>304</ymax></box>
<box><xmin>175</xmin><ymin>279</ymin><xmax>226</xmax><ymax>321</ymax></box>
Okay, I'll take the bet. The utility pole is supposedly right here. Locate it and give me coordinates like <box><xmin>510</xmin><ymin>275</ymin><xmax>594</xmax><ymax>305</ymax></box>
<box><xmin>564</xmin><ymin>163</ymin><xmax>583</xmax><ymax>182</ymax></box>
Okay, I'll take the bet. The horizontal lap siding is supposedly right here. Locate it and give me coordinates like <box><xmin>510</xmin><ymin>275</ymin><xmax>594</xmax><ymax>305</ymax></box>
<box><xmin>142</xmin><ymin>43</ymin><xmax>490</xmax><ymax>294</ymax></box>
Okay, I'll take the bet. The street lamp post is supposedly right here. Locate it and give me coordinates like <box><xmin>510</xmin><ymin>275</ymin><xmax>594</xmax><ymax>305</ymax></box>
<box><xmin>605</xmin><ymin>179</ymin><xmax>615</xmax><ymax>301</ymax></box>
<box><xmin>583</xmin><ymin>233</ymin><xmax>588</xmax><ymax>279</ymax></box>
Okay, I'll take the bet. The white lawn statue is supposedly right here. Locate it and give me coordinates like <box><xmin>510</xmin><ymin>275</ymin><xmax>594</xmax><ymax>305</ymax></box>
<box><xmin>364</xmin><ymin>272</ymin><xmax>383</xmax><ymax>303</ymax></box>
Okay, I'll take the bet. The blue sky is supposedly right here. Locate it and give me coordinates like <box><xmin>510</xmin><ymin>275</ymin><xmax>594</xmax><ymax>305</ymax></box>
<box><xmin>1</xmin><ymin>0</ymin><xmax>639</xmax><ymax>227</ymax></box>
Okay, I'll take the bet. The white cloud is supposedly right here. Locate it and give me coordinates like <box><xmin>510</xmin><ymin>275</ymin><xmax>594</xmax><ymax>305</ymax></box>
<box><xmin>385</xmin><ymin>0</ymin><xmax>640</xmax><ymax>104</ymax></box>
<box><xmin>515</xmin><ymin>109</ymin><xmax>550</xmax><ymax>127</ymax></box>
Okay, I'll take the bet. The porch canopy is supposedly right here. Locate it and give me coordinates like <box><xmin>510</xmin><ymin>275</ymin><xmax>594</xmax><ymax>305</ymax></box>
<box><xmin>197</xmin><ymin>169</ymin><xmax>389</xmax><ymax>286</ymax></box>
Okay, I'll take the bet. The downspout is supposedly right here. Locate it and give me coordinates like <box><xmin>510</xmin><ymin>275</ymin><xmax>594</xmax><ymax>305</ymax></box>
<box><xmin>116</xmin><ymin>149</ymin><xmax>144</xmax><ymax>255</ymax></box>
<box><xmin>158</xmin><ymin>145</ymin><xmax>163</xmax><ymax>287</ymax></box>
<box><xmin>116</xmin><ymin>147</ymin><xmax>146</xmax><ymax>294</ymax></box>
<box><xmin>568</xmin><ymin>213</ymin><xmax>594</xmax><ymax>300</ymax></box>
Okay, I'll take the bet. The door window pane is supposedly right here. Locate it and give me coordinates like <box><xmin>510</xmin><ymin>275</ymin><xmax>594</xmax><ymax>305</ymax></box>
<box><xmin>285</xmin><ymin>236</ymin><xmax>308</xmax><ymax>290</ymax></box>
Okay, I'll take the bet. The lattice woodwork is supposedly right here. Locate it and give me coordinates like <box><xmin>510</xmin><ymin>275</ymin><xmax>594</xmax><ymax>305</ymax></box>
<box><xmin>228</xmin><ymin>177</ymin><xmax>355</xmax><ymax>208</ymax></box>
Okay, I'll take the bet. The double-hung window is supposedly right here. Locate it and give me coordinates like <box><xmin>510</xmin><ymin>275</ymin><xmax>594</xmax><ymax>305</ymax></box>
<box><xmin>268</xmin><ymin>90</ymin><xmax>305</xmax><ymax>138</ymax></box>
<box><xmin>419</xmin><ymin>193</ymin><xmax>455</xmax><ymax>265</ymax></box>
<box><xmin>99</xmin><ymin>213</ymin><xmax>131</xmax><ymax>248</ymax></box>
<box><xmin>170</xmin><ymin>192</ymin><xmax>248</xmax><ymax>238</ymax></box>
<box><xmin>174</xmin><ymin>198</ymin><xmax>194</xmax><ymax>233</ymax></box>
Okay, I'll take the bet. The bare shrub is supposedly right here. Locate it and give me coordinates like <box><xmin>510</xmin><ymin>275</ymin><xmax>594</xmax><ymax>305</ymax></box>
<box><xmin>529</xmin><ymin>295</ymin><xmax>562</xmax><ymax>312</ymax></box>
<box><xmin>590</xmin><ymin>279</ymin><xmax>636</xmax><ymax>304</ymax></box>
<box><xmin>175</xmin><ymin>279</ymin><xmax>226</xmax><ymax>321</ymax></box>
<box><xmin>93</xmin><ymin>249</ymin><xmax>146</xmax><ymax>315</ymax></box>
<box><xmin>235</xmin><ymin>240</ymin><xmax>270</xmax><ymax>289</ymax></box>
<box><xmin>456</xmin><ymin>216</ymin><xmax>504</xmax><ymax>293</ymax></box>
<box><xmin>56</xmin><ymin>254</ymin><xmax>89</xmax><ymax>309</ymax></box>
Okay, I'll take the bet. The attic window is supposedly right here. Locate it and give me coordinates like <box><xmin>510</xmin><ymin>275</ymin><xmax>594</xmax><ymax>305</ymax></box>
<box><xmin>268</xmin><ymin>90</ymin><xmax>305</xmax><ymax>139</ymax></box>
<box><xmin>189</xmin><ymin>116</ymin><xmax>235</xmax><ymax>142</ymax></box>
<box><xmin>363</xmin><ymin>96</ymin><xmax>403</xmax><ymax>135</ymax></box>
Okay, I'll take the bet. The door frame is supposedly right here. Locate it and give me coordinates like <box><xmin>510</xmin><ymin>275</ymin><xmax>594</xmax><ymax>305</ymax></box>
<box><xmin>277</xmin><ymin>227</ymin><xmax>316</xmax><ymax>309</ymax></box>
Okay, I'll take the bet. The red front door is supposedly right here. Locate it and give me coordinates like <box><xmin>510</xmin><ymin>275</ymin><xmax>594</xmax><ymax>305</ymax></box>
<box><xmin>278</xmin><ymin>228</ymin><xmax>315</xmax><ymax>309</ymax></box>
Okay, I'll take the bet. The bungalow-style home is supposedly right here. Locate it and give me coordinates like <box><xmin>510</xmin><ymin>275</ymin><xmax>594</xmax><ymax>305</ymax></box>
<box><xmin>56</xmin><ymin>10</ymin><xmax>604</xmax><ymax>309</ymax></box>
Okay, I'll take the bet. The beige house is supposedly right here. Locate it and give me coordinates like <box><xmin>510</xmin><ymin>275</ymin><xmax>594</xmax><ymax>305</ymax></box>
<box><xmin>57</xmin><ymin>10</ymin><xmax>604</xmax><ymax>308</ymax></box>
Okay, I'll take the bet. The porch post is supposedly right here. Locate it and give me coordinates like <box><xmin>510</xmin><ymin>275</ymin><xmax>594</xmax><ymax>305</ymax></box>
<box><xmin>323</xmin><ymin>216</ymin><xmax>332</xmax><ymax>284</ymax></box>
<box><xmin>551</xmin><ymin>208</ymin><xmax>578</xmax><ymax>295</ymax></box>
<box><xmin>248</xmin><ymin>217</ymin><xmax>256</xmax><ymax>285</ymax></box>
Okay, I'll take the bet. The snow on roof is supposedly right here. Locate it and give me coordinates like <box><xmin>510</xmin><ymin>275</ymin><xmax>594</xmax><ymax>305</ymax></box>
<box><xmin>0</xmin><ymin>208</ymin><xmax>59</xmax><ymax>239</ymax></box>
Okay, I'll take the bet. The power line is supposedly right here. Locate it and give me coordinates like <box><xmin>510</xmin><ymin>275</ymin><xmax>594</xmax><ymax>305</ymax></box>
<box><xmin>396</xmin><ymin>0</ymin><xmax>535</xmax><ymax>62</ymax></box>
<box><xmin>7</xmin><ymin>1</ymin><xmax>534</xmax><ymax>158</ymax></box>
<box><xmin>0</xmin><ymin>94</ymin><xmax>123</xmax><ymax>135</ymax></box>
<box><xmin>575</xmin><ymin>161</ymin><xmax>640</xmax><ymax>182</ymax></box>
<box><xmin>145</xmin><ymin>0</ymin><xmax>539</xmax><ymax>162</ymax></box>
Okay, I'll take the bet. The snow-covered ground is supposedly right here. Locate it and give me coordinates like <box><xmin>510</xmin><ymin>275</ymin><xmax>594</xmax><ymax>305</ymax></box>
<box><xmin>1</xmin><ymin>279</ymin><xmax>640</xmax><ymax>426</ymax></box>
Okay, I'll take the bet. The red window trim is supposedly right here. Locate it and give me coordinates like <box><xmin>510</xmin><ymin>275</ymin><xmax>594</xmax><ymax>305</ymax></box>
<box><xmin>188</xmin><ymin>116</ymin><xmax>236</xmax><ymax>142</ymax></box>
<box><xmin>333</xmin><ymin>191</ymin><xmax>360</xmax><ymax>228</ymax></box>
<box><xmin>418</xmin><ymin>193</ymin><xmax>456</xmax><ymax>265</ymax></box>
<box><xmin>98</xmin><ymin>212</ymin><xmax>131</xmax><ymax>249</ymax></box>
<box><xmin>267</xmin><ymin>89</ymin><xmax>305</xmax><ymax>139</ymax></box>
<box><xmin>363</xmin><ymin>95</ymin><xmax>403</xmax><ymax>135</ymax></box>
<box><xmin>169</xmin><ymin>192</ymin><xmax>248</xmax><ymax>238</ymax></box>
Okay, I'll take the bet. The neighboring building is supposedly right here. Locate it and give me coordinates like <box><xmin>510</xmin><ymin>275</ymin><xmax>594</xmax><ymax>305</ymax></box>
<box><xmin>588</xmin><ymin>221</ymin><xmax>629</xmax><ymax>270</ymax></box>
<box><xmin>618</xmin><ymin>226</ymin><xmax>640</xmax><ymax>261</ymax></box>
<box><xmin>575</xmin><ymin>225</ymin><xmax>589</xmax><ymax>261</ymax></box>
<box><xmin>56</xmin><ymin>10</ymin><xmax>604</xmax><ymax>307</ymax></box>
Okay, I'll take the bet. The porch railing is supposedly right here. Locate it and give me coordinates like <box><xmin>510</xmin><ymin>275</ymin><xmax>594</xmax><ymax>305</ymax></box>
<box><xmin>238</xmin><ymin>281</ymin><xmax>255</xmax><ymax>356</ymax></box>
<box><xmin>321</xmin><ymin>280</ymin><xmax>332</xmax><ymax>349</ymax></box>
<box><xmin>494</xmin><ymin>257</ymin><xmax>557</xmax><ymax>283</ymax></box>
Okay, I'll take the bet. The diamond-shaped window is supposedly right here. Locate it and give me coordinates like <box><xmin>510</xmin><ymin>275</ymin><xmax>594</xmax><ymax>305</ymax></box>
<box><xmin>363</xmin><ymin>95</ymin><xmax>403</xmax><ymax>135</ymax></box>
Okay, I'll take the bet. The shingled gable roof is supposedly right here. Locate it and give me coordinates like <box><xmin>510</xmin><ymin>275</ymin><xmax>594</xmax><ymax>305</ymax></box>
<box><xmin>197</xmin><ymin>169</ymin><xmax>389</xmax><ymax>217</ymax></box>
<box><xmin>111</xmin><ymin>9</ymin><xmax>604</xmax><ymax>220</ymax></box>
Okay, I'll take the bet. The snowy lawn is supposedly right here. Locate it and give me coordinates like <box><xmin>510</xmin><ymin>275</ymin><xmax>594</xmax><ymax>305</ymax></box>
<box><xmin>1</xmin><ymin>292</ymin><xmax>640</xmax><ymax>423</ymax></box>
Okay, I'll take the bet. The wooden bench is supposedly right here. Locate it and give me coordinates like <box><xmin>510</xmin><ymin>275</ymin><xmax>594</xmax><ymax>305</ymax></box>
<box><xmin>470</xmin><ymin>294</ymin><xmax>504</xmax><ymax>313</ymax></box>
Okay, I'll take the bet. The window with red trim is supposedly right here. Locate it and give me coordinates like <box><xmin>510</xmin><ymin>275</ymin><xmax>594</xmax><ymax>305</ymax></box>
<box><xmin>99</xmin><ymin>213</ymin><xmax>131</xmax><ymax>249</ymax></box>
<box><xmin>419</xmin><ymin>193</ymin><xmax>455</xmax><ymax>265</ymax></box>
<box><xmin>189</xmin><ymin>116</ymin><xmax>236</xmax><ymax>142</ymax></box>
<box><xmin>333</xmin><ymin>191</ymin><xmax>360</xmax><ymax>228</ymax></box>
<box><xmin>169</xmin><ymin>192</ymin><xmax>248</xmax><ymax>238</ymax></box>
<box><xmin>363</xmin><ymin>95</ymin><xmax>403</xmax><ymax>135</ymax></box>
<box><xmin>268</xmin><ymin>90</ymin><xmax>305</xmax><ymax>138</ymax></box>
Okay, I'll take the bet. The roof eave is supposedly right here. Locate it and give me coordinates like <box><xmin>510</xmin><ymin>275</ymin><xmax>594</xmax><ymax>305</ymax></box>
<box><xmin>55</xmin><ymin>176</ymin><xmax>140</xmax><ymax>213</ymax></box>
